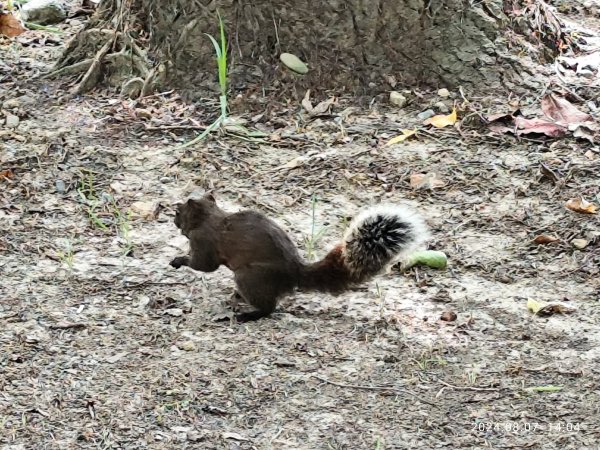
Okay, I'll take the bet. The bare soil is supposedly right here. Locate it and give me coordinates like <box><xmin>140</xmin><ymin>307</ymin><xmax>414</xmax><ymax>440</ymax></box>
<box><xmin>1</xmin><ymin>7</ymin><xmax>600</xmax><ymax>450</ymax></box>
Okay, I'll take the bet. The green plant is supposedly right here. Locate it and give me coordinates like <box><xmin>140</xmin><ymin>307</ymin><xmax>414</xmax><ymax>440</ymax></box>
<box><xmin>207</xmin><ymin>10</ymin><xmax>228</xmax><ymax>118</ymax></box>
<box><xmin>179</xmin><ymin>11</ymin><xmax>228</xmax><ymax>148</ymax></box>
<box><xmin>112</xmin><ymin>201</ymin><xmax>133</xmax><ymax>255</ymax></box>
<box><xmin>57</xmin><ymin>239</ymin><xmax>74</xmax><ymax>271</ymax></box>
<box><xmin>25</xmin><ymin>22</ymin><xmax>64</xmax><ymax>34</ymax></box>
<box><xmin>304</xmin><ymin>194</ymin><xmax>327</xmax><ymax>261</ymax></box>
<box><xmin>77</xmin><ymin>170</ymin><xmax>109</xmax><ymax>230</ymax></box>
<box><xmin>465</xmin><ymin>369</ymin><xmax>478</xmax><ymax>386</ymax></box>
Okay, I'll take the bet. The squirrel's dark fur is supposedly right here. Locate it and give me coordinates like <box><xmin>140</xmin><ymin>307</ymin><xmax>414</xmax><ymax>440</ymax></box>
<box><xmin>170</xmin><ymin>194</ymin><xmax>429</xmax><ymax>322</ymax></box>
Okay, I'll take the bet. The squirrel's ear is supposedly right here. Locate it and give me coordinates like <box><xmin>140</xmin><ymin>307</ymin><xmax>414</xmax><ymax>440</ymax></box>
<box><xmin>204</xmin><ymin>192</ymin><xmax>217</xmax><ymax>203</ymax></box>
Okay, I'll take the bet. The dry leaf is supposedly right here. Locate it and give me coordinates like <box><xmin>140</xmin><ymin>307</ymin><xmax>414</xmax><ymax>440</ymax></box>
<box><xmin>514</xmin><ymin>117</ymin><xmax>566</xmax><ymax>137</ymax></box>
<box><xmin>541</xmin><ymin>93</ymin><xmax>593</xmax><ymax>126</ymax></box>
<box><xmin>280</xmin><ymin>156</ymin><xmax>305</xmax><ymax>169</ymax></box>
<box><xmin>386</xmin><ymin>129</ymin><xmax>417</xmax><ymax>146</ymax></box>
<box><xmin>485</xmin><ymin>110</ymin><xmax>520</xmax><ymax>123</ymax></box>
<box><xmin>410</xmin><ymin>172</ymin><xmax>445</xmax><ymax>189</ymax></box>
<box><xmin>0</xmin><ymin>169</ymin><xmax>14</xmax><ymax>180</ymax></box>
<box><xmin>0</xmin><ymin>12</ymin><xmax>26</xmax><ymax>37</ymax></box>
<box><xmin>301</xmin><ymin>90</ymin><xmax>313</xmax><ymax>113</ymax></box>
<box><xmin>565</xmin><ymin>196</ymin><xmax>598</xmax><ymax>214</ymax></box>
<box><xmin>310</xmin><ymin>97</ymin><xmax>336</xmax><ymax>116</ymax></box>
<box><xmin>488</xmin><ymin>123</ymin><xmax>514</xmax><ymax>135</ymax></box>
<box><xmin>527</xmin><ymin>298</ymin><xmax>576</xmax><ymax>316</ymax></box>
<box><xmin>572</xmin><ymin>125</ymin><xmax>596</xmax><ymax>144</ymax></box>
<box><xmin>423</xmin><ymin>108</ymin><xmax>457</xmax><ymax>128</ymax></box>
<box><xmin>533</xmin><ymin>235</ymin><xmax>559</xmax><ymax>245</ymax></box>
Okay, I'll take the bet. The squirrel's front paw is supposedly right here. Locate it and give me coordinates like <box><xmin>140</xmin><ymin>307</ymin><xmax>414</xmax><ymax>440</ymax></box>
<box><xmin>170</xmin><ymin>256</ymin><xmax>187</xmax><ymax>269</ymax></box>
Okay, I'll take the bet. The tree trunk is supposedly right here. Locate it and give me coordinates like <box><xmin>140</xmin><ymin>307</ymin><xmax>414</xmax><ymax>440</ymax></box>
<box><xmin>55</xmin><ymin>0</ymin><xmax>566</xmax><ymax>99</ymax></box>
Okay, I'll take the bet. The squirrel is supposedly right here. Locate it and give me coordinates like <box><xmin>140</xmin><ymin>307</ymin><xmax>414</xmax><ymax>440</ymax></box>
<box><xmin>170</xmin><ymin>193</ymin><xmax>429</xmax><ymax>322</ymax></box>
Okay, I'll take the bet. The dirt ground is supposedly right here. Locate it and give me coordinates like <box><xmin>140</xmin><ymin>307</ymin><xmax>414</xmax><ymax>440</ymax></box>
<box><xmin>2</xmin><ymin>5</ymin><xmax>600</xmax><ymax>450</ymax></box>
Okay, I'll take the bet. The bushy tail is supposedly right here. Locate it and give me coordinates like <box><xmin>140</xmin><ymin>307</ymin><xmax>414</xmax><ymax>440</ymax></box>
<box><xmin>299</xmin><ymin>204</ymin><xmax>429</xmax><ymax>294</ymax></box>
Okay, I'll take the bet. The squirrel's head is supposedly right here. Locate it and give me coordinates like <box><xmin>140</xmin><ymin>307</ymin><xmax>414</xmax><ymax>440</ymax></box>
<box><xmin>174</xmin><ymin>193</ymin><xmax>218</xmax><ymax>236</ymax></box>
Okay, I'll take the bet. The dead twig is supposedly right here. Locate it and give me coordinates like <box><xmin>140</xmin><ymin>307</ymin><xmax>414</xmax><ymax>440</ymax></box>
<box><xmin>436</xmin><ymin>379</ymin><xmax>500</xmax><ymax>392</ymax></box>
<box><xmin>312</xmin><ymin>375</ymin><xmax>438</xmax><ymax>407</ymax></box>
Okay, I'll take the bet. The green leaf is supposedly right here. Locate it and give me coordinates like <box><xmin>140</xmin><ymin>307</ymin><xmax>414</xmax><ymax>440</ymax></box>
<box><xmin>280</xmin><ymin>53</ymin><xmax>308</xmax><ymax>74</ymax></box>
<box><xmin>525</xmin><ymin>385</ymin><xmax>563</xmax><ymax>393</ymax></box>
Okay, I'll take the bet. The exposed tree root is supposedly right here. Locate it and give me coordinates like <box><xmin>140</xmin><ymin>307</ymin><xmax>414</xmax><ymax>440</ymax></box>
<box><xmin>73</xmin><ymin>37</ymin><xmax>114</xmax><ymax>94</ymax></box>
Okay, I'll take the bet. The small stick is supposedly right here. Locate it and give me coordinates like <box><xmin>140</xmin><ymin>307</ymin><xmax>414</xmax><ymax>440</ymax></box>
<box><xmin>312</xmin><ymin>375</ymin><xmax>438</xmax><ymax>407</ymax></box>
<box><xmin>437</xmin><ymin>379</ymin><xmax>500</xmax><ymax>392</ymax></box>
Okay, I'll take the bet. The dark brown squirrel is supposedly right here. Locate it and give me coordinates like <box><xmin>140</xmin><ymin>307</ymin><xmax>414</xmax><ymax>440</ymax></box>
<box><xmin>170</xmin><ymin>193</ymin><xmax>429</xmax><ymax>322</ymax></box>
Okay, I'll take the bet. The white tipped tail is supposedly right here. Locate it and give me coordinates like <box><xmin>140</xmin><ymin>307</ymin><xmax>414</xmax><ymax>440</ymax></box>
<box><xmin>342</xmin><ymin>204</ymin><xmax>430</xmax><ymax>280</ymax></box>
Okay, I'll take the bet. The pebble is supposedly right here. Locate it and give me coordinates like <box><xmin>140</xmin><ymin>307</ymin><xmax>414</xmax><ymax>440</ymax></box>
<box><xmin>165</xmin><ymin>308</ymin><xmax>183</xmax><ymax>317</ymax></box>
<box><xmin>5</xmin><ymin>114</ymin><xmax>20</xmax><ymax>128</ymax></box>
<box><xmin>160</xmin><ymin>176</ymin><xmax>172</xmax><ymax>184</ymax></box>
<box><xmin>55</xmin><ymin>180</ymin><xmax>66</xmax><ymax>193</ymax></box>
<box><xmin>389</xmin><ymin>91</ymin><xmax>407</xmax><ymax>108</ymax></box>
<box><xmin>177</xmin><ymin>341</ymin><xmax>196</xmax><ymax>351</ymax></box>
<box><xmin>438</xmin><ymin>88</ymin><xmax>450</xmax><ymax>97</ymax></box>
<box><xmin>434</xmin><ymin>101</ymin><xmax>449</xmax><ymax>113</ymax></box>
<box><xmin>572</xmin><ymin>239</ymin><xmax>588</xmax><ymax>249</ymax></box>
<box><xmin>417</xmin><ymin>109</ymin><xmax>436</xmax><ymax>120</ymax></box>
<box><xmin>2</xmin><ymin>96</ymin><xmax>35</xmax><ymax>109</ymax></box>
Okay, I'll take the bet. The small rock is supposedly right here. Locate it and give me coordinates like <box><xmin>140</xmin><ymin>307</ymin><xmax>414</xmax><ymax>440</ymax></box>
<box><xmin>187</xmin><ymin>431</ymin><xmax>204</xmax><ymax>442</ymax></box>
<box><xmin>2</xmin><ymin>96</ymin><xmax>35</xmax><ymax>109</ymax></box>
<box><xmin>434</xmin><ymin>101</ymin><xmax>449</xmax><ymax>113</ymax></box>
<box><xmin>177</xmin><ymin>341</ymin><xmax>196</xmax><ymax>351</ymax></box>
<box><xmin>160</xmin><ymin>177</ymin><xmax>172</xmax><ymax>184</ymax></box>
<box><xmin>55</xmin><ymin>180</ymin><xmax>66</xmax><ymax>193</ymax></box>
<box><xmin>438</xmin><ymin>88</ymin><xmax>450</xmax><ymax>97</ymax></box>
<box><xmin>138</xmin><ymin>295</ymin><xmax>151</xmax><ymax>308</ymax></box>
<box><xmin>5</xmin><ymin>114</ymin><xmax>20</xmax><ymax>129</ymax></box>
<box><xmin>572</xmin><ymin>239</ymin><xmax>588</xmax><ymax>249</ymax></box>
<box><xmin>165</xmin><ymin>308</ymin><xmax>183</xmax><ymax>317</ymax></box>
<box><xmin>21</xmin><ymin>0</ymin><xmax>67</xmax><ymax>25</ymax></box>
<box><xmin>389</xmin><ymin>91</ymin><xmax>407</xmax><ymax>108</ymax></box>
<box><xmin>129</xmin><ymin>200</ymin><xmax>159</xmax><ymax>219</ymax></box>
<box><xmin>440</xmin><ymin>311</ymin><xmax>457</xmax><ymax>322</ymax></box>
<box><xmin>417</xmin><ymin>109</ymin><xmax>435</xmax><ymax>120</ymax></box>
<box><xmin>135</xmin><ymin>108</ymin><xmax>152</xmax><ymax>119</ymax></box>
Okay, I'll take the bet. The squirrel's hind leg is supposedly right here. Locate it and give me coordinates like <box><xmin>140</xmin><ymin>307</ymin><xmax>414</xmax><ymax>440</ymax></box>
<box><xmin>233</xmin><ymin>267</ymin><xmax>294</xmax><ymax>322</ymax></box>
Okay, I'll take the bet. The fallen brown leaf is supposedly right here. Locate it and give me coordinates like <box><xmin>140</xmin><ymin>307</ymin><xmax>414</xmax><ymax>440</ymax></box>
<box><xmin>565</xmin><ymin>196</ymin><xmax>598</xmax><ymax>214</ymax></box>
<box><xmin>541</xmin><ymin>93</ymin><xmax>593</xmax><ymax>125</ymax></box>
<box><xmin>0</xmin><ymin>12</ymin><xmax>26</xmax><ymax>38</ymax></box>
<box><xmin>310</xmin><ymin>97</ymin><xmax>336</xmax><ymax>116</ymax></box>
<box><xmin>410</xmin><ymin>172</ymin><xmax>445</xmax><ymax>189</ymax></box>
<box><xmin>485</xmin><ymin>110</ymin><xmax>520</xmax><ymax>123</ymax></box>
<box><xmin>0</xmin><ymin>169</ymin><xmax>14</xmax><ymax>180</ymax></box>
<box><xmin>301</xmin><ymin>90</ymin><xmax>313</xmax><ymax>113</ymax></box>
<box><xmin>527</xmin><ymin>298</ymin><xmax>576</xmax><ymax>316</ymax></box>
<box><xmin>572</xmin><ymin>124</ymin><xmax>596</xmax><ymax>144</ymax></box>
<box><xmin>533</xmin><ymin>235</ymin><xmax>559</xmax><ymax>245</ymax></box>
<box><xmin>514</xmin><ymin>117</ymin><xmax>566</xmax><ymax>138</ymax></box>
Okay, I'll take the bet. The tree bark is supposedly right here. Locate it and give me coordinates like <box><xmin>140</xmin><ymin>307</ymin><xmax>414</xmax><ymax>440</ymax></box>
<box><xmin>55</xmin><ymin>0</ymin><xmax>565</xmax><ymax>98</ymax></box>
